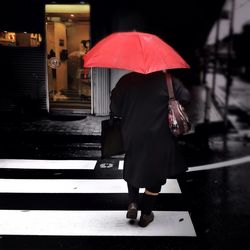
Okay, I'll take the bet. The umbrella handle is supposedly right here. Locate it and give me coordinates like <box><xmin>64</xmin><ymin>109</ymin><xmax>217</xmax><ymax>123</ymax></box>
<box><xmin>165</xmin><ymin>72</ymin><xmax>175</xmax><ymax>100</ymax></box>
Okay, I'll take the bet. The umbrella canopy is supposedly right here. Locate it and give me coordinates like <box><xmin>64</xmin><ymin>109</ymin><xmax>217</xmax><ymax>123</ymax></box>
<box><xmin>84</xmin><ymin>31</ymin><xmax>190</xmax><ymax>74</ymax></box>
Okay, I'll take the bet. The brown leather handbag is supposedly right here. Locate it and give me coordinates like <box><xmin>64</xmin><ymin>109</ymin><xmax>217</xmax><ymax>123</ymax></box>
<box><xmin>166</xmin><ymin>72</ymin><xmax>191</xmax><ymax>136</ymax></box>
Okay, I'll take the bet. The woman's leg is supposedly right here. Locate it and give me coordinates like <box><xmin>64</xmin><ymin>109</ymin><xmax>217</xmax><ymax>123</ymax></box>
<box><xmin>139</xmin><ymin>185</ymin><xmax>161</xmax><ymax>227</ymax></box>
<box><xmin>127</xmin><ymin>183</ymin><xmax>139</xmax><ymax>204</ymax></box>
<box><xmin>126</xmin><ymin>183</ymin><xmax>139</xmax><ymax>219</ymax></box>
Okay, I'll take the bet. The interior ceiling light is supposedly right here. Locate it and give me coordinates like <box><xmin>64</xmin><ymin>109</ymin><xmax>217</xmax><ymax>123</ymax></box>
<box><xmin>45</xmin><ymin>4</ymin><xmax>89</xmax><ymax>14</ymax></box>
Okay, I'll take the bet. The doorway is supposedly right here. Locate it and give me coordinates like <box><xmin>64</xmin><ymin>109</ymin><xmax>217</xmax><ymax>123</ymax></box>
<box><xmin>45</xmin><ymin>4</ymin><xmax>91</xmax><ymax>113</ymax></box>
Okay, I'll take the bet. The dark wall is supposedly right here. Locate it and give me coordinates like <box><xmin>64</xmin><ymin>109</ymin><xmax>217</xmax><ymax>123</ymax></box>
<box><xmin>0</xmin><ymin>1</ymin><xmax>46</xmax><ymax>114</ymax></box>
<box><xmin>90</xmin><ymin>0</ymin><xmax>226</xmax><ymax>54</ymax></box>
<box><xmin>0</xmin><ymin>46</ymin><xmax>47</xmax><ymax>114</ymax></box>
<box><xmin>1</xmin><ymin>0</ymin><xmax>226</xmax><ymax>56</ymax></box>
<box><xmin>0</xmin><ymin>1</ymin><xmax>45</xmax><ymax>34</ymax></box>
<box><xmin>90</xmin><ymin>0</ymin><xmax>226</xmax><ymax>84</ymax></box>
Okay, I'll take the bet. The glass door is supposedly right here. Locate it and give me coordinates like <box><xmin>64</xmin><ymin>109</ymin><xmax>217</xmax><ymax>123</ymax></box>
<box><xmin>45</xmin><ymin>4</ymin><xmax>91</xmax><ymax>112</ymax></box>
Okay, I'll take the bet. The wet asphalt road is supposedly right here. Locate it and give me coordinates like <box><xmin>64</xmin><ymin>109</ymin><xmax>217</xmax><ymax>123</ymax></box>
<box><xmin>0</xmin><ymin>121</ymin><xmax>250</xmax><ymax>250</ymax></box>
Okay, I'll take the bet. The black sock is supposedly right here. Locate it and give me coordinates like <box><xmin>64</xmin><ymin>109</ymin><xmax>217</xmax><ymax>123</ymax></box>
<box><xmin>141</xmin><ymin>193</ymin><xmax>157</xmax><ymax>215</ymax></box>
<box><xmin>127</xmin><ymin>183</ymin><xmax>139</xmax><ymax>204</ymax></box>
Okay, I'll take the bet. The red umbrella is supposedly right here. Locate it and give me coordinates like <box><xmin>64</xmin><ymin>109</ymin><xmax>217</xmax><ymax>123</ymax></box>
<box><xmin>83</xmin><ymin>31</ymin><xmax>190</xmax><ymax>74</ymax></box>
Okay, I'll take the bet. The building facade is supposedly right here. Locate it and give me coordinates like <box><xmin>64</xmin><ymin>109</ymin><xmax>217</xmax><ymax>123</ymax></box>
<box><xmin>0</xmin><ymin>0</ymin><xmax>225</xmax><ymax>117</ymax></box>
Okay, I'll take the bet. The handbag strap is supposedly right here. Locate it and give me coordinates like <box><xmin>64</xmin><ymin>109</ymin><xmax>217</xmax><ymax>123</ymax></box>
<box><xmin>165</xmin><ymin>72</ymin><xmax>175</xmax><ymax>100</ymax></box>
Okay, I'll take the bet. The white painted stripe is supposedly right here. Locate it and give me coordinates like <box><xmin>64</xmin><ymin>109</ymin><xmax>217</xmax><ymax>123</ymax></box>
<box><xmin>0</xmin><ymin>179</ymin><xmax>181</xmax><ymax>194</ymax></box>
<box><xmin>0</xmin><ymin>210</ymin><xmax>196</xmax><ymax>236</ymax></box>
<box><xmin>1</xmin><ymin>156</ymin><xmax>250</xmax><ymax>172</ymax></box>
<box><xmin>0</xmin><ymin>159</ymin><xmax>97</xmax><ymax>170</ymax></box>
<box><xmin>118</xmin><ymin>160</ymin><xmax>124</xmax><ymax>170</ymax></box>
<box><xmin>188</xmin><ymin>156</ymin><xmax>250</xmax><ymax>172</ymax></box>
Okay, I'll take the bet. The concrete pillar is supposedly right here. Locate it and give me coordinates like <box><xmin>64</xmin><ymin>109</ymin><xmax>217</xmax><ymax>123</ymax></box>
<box><xmin>92</xmin><ymin>68</ymin><xmax>110</xmax><ymax>116</ymax></box>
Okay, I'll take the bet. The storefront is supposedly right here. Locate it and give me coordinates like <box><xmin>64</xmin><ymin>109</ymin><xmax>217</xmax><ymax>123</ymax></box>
<box><xmin>0</xmin><ymin>1</ymin><xmax>112</xmax><ymax>116</ymax></box>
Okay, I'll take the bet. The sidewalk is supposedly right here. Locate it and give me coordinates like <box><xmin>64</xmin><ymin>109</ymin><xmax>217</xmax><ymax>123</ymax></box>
<box><xmin>0</xmin><ymin>86</ymin><xmax>224</xmax><ymax>139</ymax></box>
<box><xmin>206</xmin><ymin>73</ymin><xmax>250</xmax><ymax>136</ymax></box>
<box><xmin>0</xmin><ymin>114</ymin><xmax>107</xmax><ymax>137</ymax></box>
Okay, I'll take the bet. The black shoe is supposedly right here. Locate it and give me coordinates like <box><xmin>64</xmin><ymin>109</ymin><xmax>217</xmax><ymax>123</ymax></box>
<box><xmin>138</xmin><ymin>212</ymin><xmax>154</xmax><ymax>227</ymax></box>
<box><xmin>126</xmin><ymin>202</ymin><xmax>138</xmax><ymax>220</ymax></box>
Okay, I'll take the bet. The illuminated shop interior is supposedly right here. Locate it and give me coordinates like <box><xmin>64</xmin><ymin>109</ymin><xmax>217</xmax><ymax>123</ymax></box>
<box><xmin>45</xmin><ymin>4</ymin><xmax>91</xmax><ymax>111</ymax></box>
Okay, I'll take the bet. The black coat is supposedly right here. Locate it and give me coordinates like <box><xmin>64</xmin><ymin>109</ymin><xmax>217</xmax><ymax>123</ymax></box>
<box><xmin>110</xmin><ymin>71</ymin><xmax>191</xmax><ymax>188</ymax></box>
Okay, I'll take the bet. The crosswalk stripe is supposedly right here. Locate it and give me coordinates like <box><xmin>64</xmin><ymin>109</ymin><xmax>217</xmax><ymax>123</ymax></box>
<box><xmin>0</xmin><ymin>159</ymin><xmax>97</xmax><ymax>170</ymax></box>
<box><xmin>118</xmin><ymin>160</ymin><xmax>124</xmax><ymax>170</ymax></box>
<box><xmin>0</xmin><ymin>179</ymin><xmax>181</xmax><ymax>194</ymax></box>
<box><xmin>0</xmin><ymin>210</ymin><xmax>196</xmax><ymax>236</ymax></box>
<box><xmin>3</xmin><ymin>156</ymin><xmax>249</xmax><ymax>172</ymax></box>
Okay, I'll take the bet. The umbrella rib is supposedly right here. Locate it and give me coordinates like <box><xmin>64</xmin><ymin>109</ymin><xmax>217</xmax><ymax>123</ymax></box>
<box><xmin>137</xmin><ymin>33</ymin><xmax>146</xmax><ymax>74</ymax></box>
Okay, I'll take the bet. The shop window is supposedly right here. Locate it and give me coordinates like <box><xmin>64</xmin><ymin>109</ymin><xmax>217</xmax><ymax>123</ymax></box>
<box><xmin>0</xmin><ymin>31</ymin><xmax>42</xmax><ymax>47</ymax></box>
<box><xmin>45</xmin><ymin>4</ymin><xmax>91</xmax><ymax>111</ymax></box>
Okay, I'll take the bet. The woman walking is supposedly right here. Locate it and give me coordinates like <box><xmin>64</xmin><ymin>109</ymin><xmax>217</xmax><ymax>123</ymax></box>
<box><xmin>110</xmin><ymin>70</ymin><xmax>191</xmax><ymax>227</ymax></box>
